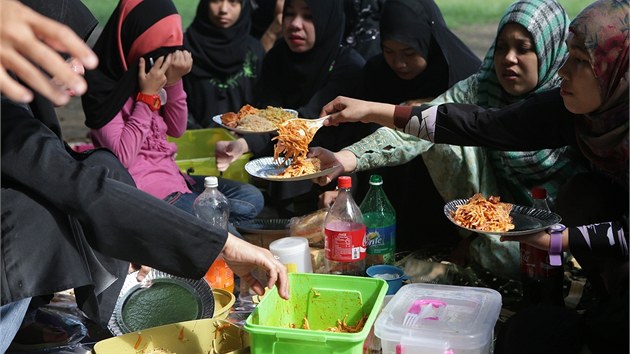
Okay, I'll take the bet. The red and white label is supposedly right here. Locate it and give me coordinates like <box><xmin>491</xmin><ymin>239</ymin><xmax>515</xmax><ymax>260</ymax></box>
<box><xmin>324</xmin><ymin>221</ymin><xmax>366</xmax><ymax>262</ymax></box>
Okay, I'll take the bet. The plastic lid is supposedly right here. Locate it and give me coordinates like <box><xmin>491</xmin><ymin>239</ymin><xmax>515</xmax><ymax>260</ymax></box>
<box><xmin>531</xmin><ymin>186</ymin><xmax>547</xmax><ymax>199</ymax></box>
<box><xmin>204</xmin><ymin>176</ymin><xmax>219</xmax><ymax>188</ymax></box>
<box><xmin>269</xmin><ymin>237</ymin><xmax>309</xmax><ymax>256</ymax></box>
<box><xmin>369</xmin><ymin>174</ymin><xmax>383</xmax><ymax>185</ymax></box>
<box><xmin>374</xmin><ymin>283</ymin><xmax>502</xmax><ymax>350</ymax></box>
<box><xmin>338</xmin><ymin>176</ymin><xmax>352</xmax><ymax>189</ymax></box>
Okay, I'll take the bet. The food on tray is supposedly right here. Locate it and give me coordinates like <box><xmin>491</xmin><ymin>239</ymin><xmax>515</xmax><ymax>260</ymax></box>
<box><xmin>220</xmin><ymin>104</ymin><xmax>294</xmax><ymax>131</ymax></box>
<box><xmin>450</xmin><ymin>193</ymin><xmax>514</xmax><ymax>232</ymax></box>
<box><xmin>238</xmin><ymin>114</ymin><xmax>276</xmax><ymax>131</ymax></box>
<box><xmin>272</xmin><ymin>119</ymin><xmax>320</xmax><ymax>177</ymax></box>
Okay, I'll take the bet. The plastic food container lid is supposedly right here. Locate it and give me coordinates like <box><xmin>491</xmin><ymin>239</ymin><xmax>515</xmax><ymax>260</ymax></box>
<box><xmin>374</xmin><ymin>283</ymin><xmax>502</xmax><ymax>351</ymax></box>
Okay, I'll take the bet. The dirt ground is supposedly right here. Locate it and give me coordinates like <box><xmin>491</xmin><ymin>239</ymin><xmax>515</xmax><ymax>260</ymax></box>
<box><xmin>55</xmin><ymin>24</ymin><xmax>496</xmax><ymax>143</ymax></box>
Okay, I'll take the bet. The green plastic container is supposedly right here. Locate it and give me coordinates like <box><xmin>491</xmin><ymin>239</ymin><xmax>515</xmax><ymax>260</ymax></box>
<box><xmin>245</xmin><ymin>273</ymin><xmax>388</xmax><ymax>354</ymax></box>
<box><xmin>168</xmin><ymin>128</ymin><xmax>252</xmax><ymax>183</ymax></box>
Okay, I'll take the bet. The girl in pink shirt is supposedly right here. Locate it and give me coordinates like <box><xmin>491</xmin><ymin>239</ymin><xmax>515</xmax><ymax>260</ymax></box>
<box><xmin>83</xmin><ymin>0</ymin><xmax>263</xmax><ymax>225</ymax></box>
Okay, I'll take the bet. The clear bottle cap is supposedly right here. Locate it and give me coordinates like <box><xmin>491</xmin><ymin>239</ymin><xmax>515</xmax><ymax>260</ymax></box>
<box><xmin>204</xmin><ymin>176</ymin><xmax>219</xmax><ymax>188</ymax></box>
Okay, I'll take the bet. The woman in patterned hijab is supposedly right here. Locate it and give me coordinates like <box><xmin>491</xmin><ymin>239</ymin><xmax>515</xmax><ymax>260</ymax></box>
<box><xmin>428</xmin><ymin>0</ymin><xmax>586</xmax><ymax>209</ymax></box>
<box><xmin>568</xmin><ymin>0</ymin><xmax>628</xmax><ymax>189</ymax></box>
<box><xmin>423</xmin><ymin>0</ymin><xmax>588</xmax><ymax>278</ymax></box>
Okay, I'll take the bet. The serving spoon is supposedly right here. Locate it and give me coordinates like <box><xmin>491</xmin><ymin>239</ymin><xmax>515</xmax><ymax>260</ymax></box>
<box><xmin>280</xmin><ymin>115</ymin><xmax>329</xmax><ymax>135</ymax></box>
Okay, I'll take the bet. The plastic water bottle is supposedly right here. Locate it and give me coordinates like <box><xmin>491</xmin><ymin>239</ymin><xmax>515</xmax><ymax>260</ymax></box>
<box><xmin>324</xmin><ymin>176</ymin><xmax>367</xmax><ymax>276</ymax></box>
<box><xmin>193</xmin><ymin>176</ymin><xmax>229</xmax><ymax>230</ymax></box>
<box><xmin>194</xmin><ymin>176</ymin><xmax>233</xmax><ymax>292</ymax></box>
<box><xmin>519</xmin><ymin>187</ymin><xmax>564</xmax><ymax>306</ymax></box>
<box><xmin>360</xmin><ymin>175</ymin><xmax>396</xmax><ymax>266</ymax></box>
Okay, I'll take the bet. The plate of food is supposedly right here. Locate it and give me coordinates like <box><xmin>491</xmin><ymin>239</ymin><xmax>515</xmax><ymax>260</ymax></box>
<box><xmin>212</xmin><ymin>104</ymin><xmax>297</xmax><ymax>134</ymax></box>
<box><xmin>444</xmin><ymin>193</ymin><xmax>562</xmax><ymax>236</ymax></box>
<box><xmin>245</xmin><ymin>117</ymin><xmax>339</xmax><ymax>181</ymax></box>
<box><xmin>245</xmin><ymin>156</ymin><xmax>340</xmax><ymax>182</ymax></box>
<box><xmin>108</xmin><ymin>269</ymin><xmax>215</xmax><ymax>335</ymax></box>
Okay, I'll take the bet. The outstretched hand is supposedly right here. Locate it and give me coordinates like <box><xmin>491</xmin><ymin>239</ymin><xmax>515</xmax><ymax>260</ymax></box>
<box><xmin>222</xmin><ymin>234</ymin><xmax>289</xmax><ymax>300</ymax></box>
<box><xmin>320</xmin><ymin>96</ymin><xmax>397</xmax><ymax>128</ymax></box>
<box><xmin>308</xmin><ymin>147</ymin><xmax>357</xmax><ymax>186</ymax></box>
<box><xmin>499</xmin><ymin>229</ymin><xmax>568</xmax><ymax>252</ymax></box>
<box><xmin>0</xmin><ymin>0</ymin><xmax>98</xmax><ymax>105</ymax></box>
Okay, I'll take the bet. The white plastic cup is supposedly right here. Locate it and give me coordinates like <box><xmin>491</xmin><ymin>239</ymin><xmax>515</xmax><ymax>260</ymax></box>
<box><xmin>269</xmin><ymin>237</ymin><xmax>313</xmax><ymax>273</ymax></box>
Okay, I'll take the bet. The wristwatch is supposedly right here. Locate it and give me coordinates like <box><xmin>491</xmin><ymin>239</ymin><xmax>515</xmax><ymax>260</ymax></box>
<box><xmin>136</xmin><ymin>92</ymin><xmax>161</xmax><ymax>111</ymax></box>
<box><xmin>547</xmin><ymin>223</ymin><xmax>566</xmax><ymax>266</ymax></box>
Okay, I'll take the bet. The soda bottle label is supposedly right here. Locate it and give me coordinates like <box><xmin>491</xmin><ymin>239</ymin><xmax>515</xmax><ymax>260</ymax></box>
<box><xmin>520</xmin><ymin>244</ymin><xmax>562</xmax><ymax>278</ymax></box>
<box><xmin>366</xmin><ymin>223</ymin><xmax>395</xmax><ymax>255</ymax></box>
<box><xmin>324</xmin><ymin>223</ymin><xmax>367</xmax><ymax>262</ymax></box>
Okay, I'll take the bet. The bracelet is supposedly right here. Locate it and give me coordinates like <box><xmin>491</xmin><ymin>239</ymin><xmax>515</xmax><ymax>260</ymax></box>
<box><xmin>548</xmin><ymin>230</ymin><xmax>563</xmax><ymax>266</ymax></box>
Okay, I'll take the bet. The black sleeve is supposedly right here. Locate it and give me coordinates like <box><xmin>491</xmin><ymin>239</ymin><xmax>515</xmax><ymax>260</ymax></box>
<box><xmin>1</xmin><ymin>98</ymin><xmax>225</xmax><ymax>279</ymax></box>
<box><xmin>569</xmin><ymin>220</ymin><xmax>628</xmax><ymax>262</ymax></box>
<box><xmin>428</xmin><ymin>88</ymin><xmax>579</xmax><ymax>150</ymax></box>
<box><xmin>297</xmin><ymin>47</ymin><xmax>366</xmax><ymax>118</ymax></box>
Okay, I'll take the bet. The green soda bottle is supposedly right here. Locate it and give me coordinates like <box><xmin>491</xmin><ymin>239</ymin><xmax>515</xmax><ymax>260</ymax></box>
<box><xmin>360</xmin><ymin>175</ymin><xmax>396</xmax><ymax>266</ymax></box>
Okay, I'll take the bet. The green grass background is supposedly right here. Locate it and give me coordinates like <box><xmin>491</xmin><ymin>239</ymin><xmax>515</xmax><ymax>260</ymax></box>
<box><xmin>81</xmin><ymin>0</ymin><xmax>594</xmax><ymax>30</ymax></box>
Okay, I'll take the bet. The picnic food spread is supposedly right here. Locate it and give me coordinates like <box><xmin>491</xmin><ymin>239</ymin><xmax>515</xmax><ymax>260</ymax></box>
<box><xmin>450</xmin><ymin>193</ymin><xmax>515</xmax><ymax>232</ymax></box>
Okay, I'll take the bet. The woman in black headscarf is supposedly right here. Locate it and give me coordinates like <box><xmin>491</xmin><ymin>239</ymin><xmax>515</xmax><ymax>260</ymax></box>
<box><xmin>184</xmin><ymin>0</ymin><xmax>265</xmax><ymax>128</ymax></box>
<box><xmin>362</xmin><ymin>0</ymin><xmax>480</xmax><ymax>103</ymax></box>
<box><xmin>357</xmin><ymin>0</ymin><xmax>481</xmax><ymax>249</ymax></box>
<box><xmin>216</xmin><ymin>0</ymin><xmax>373</xmax><ymax>216</ymax></box>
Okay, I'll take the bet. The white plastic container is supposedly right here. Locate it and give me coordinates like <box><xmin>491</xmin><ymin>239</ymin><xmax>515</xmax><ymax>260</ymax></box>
<box><xmin>269</xmin><ymin>237</ymin><xmax>313</xmax><ymax>273</ymax></box>
<box><xmin>374</xmin><ymin>283</ymin><xmax>502</xmax><ymax>354</ymax></box>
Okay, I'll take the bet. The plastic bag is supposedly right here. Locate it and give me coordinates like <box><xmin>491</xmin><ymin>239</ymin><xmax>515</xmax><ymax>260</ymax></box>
<box><xmin>288</xmin><ymin>209</ymin><xmax>327</xmax><ymax>248</ymax></box>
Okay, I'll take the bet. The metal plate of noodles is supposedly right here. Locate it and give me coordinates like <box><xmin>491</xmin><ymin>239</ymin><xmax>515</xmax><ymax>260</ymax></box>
<box><xmin>444</xmin><ymin>198</ymin><xmax>562</xmax><ymax>236</ymax></box>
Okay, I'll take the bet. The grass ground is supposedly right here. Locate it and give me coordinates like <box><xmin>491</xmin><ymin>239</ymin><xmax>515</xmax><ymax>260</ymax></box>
<box><xmin>81</xmin><ymin>0</ymin><xmax>594</xmax><ymax>30</ymax></box>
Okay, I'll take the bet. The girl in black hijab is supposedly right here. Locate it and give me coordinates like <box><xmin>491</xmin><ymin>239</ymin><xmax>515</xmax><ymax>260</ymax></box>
<box><xmin>362</xmin><ymin>0</ymin><xmax>481</xmax><ymax>103</ymax></box>
<box><xmin>357</xmin><ymin>0</ymin><xmax>481</xmax><ymax>249</ymax></box>
<box><xmin>184</xmin><ymin>0</ymin><xmax>265</xmax><ymax>128</ymax></box>
<box><xmin>216</xmin><ymin>0</ymin><xmax>372</xmax><ymax>216</ymax></box>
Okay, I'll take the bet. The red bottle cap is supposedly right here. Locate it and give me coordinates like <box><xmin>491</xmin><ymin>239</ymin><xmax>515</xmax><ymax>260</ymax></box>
<box><xmin>531</xmin><ymin>186</ymin><xmax>547</xmax><ymax>199</ymax></box>
<box><xmin>338</xmin><ymin>176</ymin><xmax>352</xmax><ymax>189</ymax></box>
